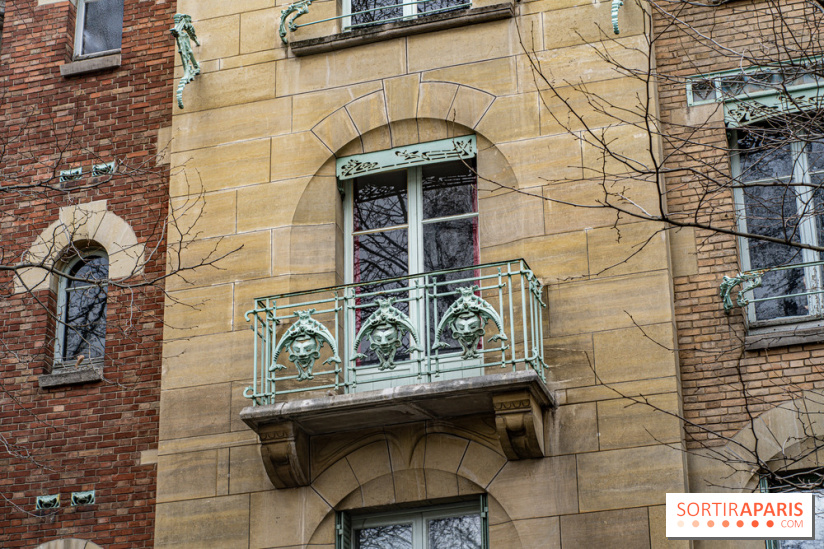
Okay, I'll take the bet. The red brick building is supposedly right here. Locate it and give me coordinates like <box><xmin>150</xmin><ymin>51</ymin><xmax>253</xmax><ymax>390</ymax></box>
<box><xmin>0</xmin><ymin>0</ymin><xmax>174</xmax><ymax>546</ymax></box>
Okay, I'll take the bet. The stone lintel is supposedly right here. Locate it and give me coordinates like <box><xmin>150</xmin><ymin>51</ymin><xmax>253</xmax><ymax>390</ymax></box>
<box><xmin>289</xmin><ymin>3</ymin><xmax>513</xmax><ymax>57</ymax></box>
<box><xmin>241</xmin><ymin>371</ymin><xmax>555</xmax><ymax>487</ymax></box>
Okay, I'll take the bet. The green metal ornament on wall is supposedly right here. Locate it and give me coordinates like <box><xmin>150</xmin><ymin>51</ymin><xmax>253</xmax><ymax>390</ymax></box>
<box><xmin>611</xmin><ymin>0</ymin><xmax>623</xmax><ymax>34</ymax></box>
<box><xmin>171</xmin><ymin>14</ymin><xmax>201</xmax><ymax>110</ymax></box>
<box><xmin>280</xmin><ymin>0</ymin><xmax>313</xmax><ymax>44</ymax></box>
<box><xmin>719</xmin><ymin>272</ymin><xmax>763</xmax><ymax>312</ymax></box>
<box><xmin>433</xmin><ymin>286</ymin><xmax>507</xmax><ymax>360</ymax></box>
<box><xmin>272</xmin><ymin>309</ymin><xmax>341</xmax><ymax>381</ymax></box>
<box><xmin>351</xmin><ymin>298</ymin><xmax>420</xmax><ymax>371</ymax></box>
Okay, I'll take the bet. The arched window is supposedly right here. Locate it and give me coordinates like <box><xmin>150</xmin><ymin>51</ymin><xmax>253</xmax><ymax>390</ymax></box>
<box><xmin>56</xmin><ymin>250</ymin><xmax>109</xmax><ymax>365</ymax></box>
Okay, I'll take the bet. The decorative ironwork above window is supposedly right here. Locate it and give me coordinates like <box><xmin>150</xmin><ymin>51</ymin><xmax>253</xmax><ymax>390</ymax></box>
<box><xmin>336</xmin><ymin>136</ymin><xmax>476</xmax><ymax>181</ymax></box>
<box><xmin>685</xmin><ymin>60</ymin><xmax>824</xmax><ymax>127</ymax></box>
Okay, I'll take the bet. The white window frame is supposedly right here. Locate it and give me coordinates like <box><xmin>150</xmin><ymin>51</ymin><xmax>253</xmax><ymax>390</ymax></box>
<box><xmin>55</xmin><ymin>250</ymin><xmax>108</xmax><ymax>366</ymax></box>
<box><xmin>73</xmin><ymin>0</ymin><xmax>124</xmax><ymax>59</ymax></box>
<box><xmin>731</xmin><ymin>129</ymin><xmax>824</xmax><ymax>326</ymax></box>
<box><xmin>340</xmin><ymin>498</ymin><xmax>488</xmax><ymax>549</ymax></box>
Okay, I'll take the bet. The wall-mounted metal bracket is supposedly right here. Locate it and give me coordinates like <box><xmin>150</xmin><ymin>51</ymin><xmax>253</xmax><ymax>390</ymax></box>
<box><xmin>71</xmin><ymin>490</ymin><xmax>96</xmax><ymax>506</ymax></box>
<box><xmin>280</xmin><ymin>0</ymin><xmax>313</xmax><ymax>44</ymax></box>
<box><xmin>171</xmin><ymin>14</ymin><xmax>201</xmax><ymax>110</ymax></box>
<box><xmin>36</xmin><ymin>494</ymin><xmax>60</xmax><ymax>510</ymax></box>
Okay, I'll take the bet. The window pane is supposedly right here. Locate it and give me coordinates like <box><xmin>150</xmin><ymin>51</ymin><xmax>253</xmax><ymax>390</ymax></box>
<box><xmin>743</xmin><ymin>186</ymin><xmax>809</xmax><ymax>320</ymax></box>
<box><xmin>424</xmin><ymin>218</ymin><xmax>479</xmax><ymax>352</ymax></box>
<box><xmin>354</xmin><ymin>228</ymin><xmax>409</xmax><ymax>283</ymax></box>
<box><xmin>418</xmin><ymin>0</ymin><xmax>467</xmax><ymax>16</ymax></box>
<box><xmin>350</xmin><ymin>0</ymin><xmax>402</xmax><ymax>26</ymax></box>
<box><xmin>774</xmin><ymin>490</ymin><xmax>824</xmax><ymax>548</ymax></box>
<box><xmin>63</xmin><ymin>286</ymin><xmax>107</xmax><ymax>360</ymax></box>
<box><xmin>62</xmin><ymin>255</ymin><xmax>108</xmax><ymax>361</ymax></box>
<box><xmin>805</xmin><ymin>139</ymin><xmax>824</xmax><ymax>173</ymax></box>
<box><xmin>354</xmin><ymin>171</ymin><xmax>408</xmax><ymax>232</ymax></box>
<box><xmin>422</xmin><ymin>161</ymin><xmax>477</xmax><ymax>220</ymax></box>
<box><xmin>737</xmin><ymin>129</ymin><xmax>794</xmax><ymax>183</ymax></box>
<box><xmin>428</xmin><ymin>514</ymin><xmax>482</xmax><ymax>549</ymax></box>
<box><xmin>81</xmin><ymin>0</ymin><xmax>124</xmax><ymax>55</ymax></box>
<box><xmin>355</xmin><ymin>523</ymin><xmax>413</xmax><ymax>549</ymax></box>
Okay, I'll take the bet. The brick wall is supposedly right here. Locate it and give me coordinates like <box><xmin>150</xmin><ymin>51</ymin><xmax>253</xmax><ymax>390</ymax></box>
<box><xmin>653</xmin><ymin>0</ymin><xmax>824</xmax><ymax>448</ymax></box>
<box><xmin>0</xmin><ymin>0</ymin><xmax>174</xmax><ymax>546</ymax></box>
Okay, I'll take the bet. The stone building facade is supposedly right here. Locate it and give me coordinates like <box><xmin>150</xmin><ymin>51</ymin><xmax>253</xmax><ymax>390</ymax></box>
<box><xmin>157</xmin><ymin>0</ymin><xmax>689</xmax><ymax>547</ymax></box>
<box><xmin>0</xmin><ymin>0</ymin><xmax>175</xmax><ymax>546</ymax></box>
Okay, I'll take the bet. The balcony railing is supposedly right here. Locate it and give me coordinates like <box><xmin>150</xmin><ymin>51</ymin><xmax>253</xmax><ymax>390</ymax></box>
<box><xmin>244</xmin><ymin>259</ymin><xmax>547</xmax><ymax>405</ymax></box>
<box><xmin>279</xmin><ymin>0</ymin><xmax>470</xmax><ymax>44</ymax></box>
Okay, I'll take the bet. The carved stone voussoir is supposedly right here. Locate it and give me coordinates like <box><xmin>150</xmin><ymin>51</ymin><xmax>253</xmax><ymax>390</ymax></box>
<box><xmin>492</xmin><ymin>390</ymin><xmax>546</xmax><ymax>460</ymax></box>
<box><xmin>258</xmin><ymin>421</ymin><xmax>310</xmax><ymax>489</ymax></box>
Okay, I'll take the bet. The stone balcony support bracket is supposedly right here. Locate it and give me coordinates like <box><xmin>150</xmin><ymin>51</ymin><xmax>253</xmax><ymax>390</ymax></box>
<box><xmin>241</xmin><ymin>370</ymin><xmax>555</xmax><ymax>489</ymax></box>
<box><xmin>258</xmin><ymin>421</ymin><xmax>310</xmax><ymax>489</ymax></box>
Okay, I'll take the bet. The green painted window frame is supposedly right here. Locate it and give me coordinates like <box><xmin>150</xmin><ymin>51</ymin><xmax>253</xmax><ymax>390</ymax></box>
<box><xmin>336</xmin><ymin>495</ymin><xmax>489</xmax><ymax>549</ymax></box>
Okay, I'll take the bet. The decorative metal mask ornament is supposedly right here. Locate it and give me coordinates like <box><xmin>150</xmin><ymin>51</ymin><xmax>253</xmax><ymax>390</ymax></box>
<box><xmin>271</xmin><ymin>309</ymin><xmax>341</xmax><ymax>381</ymax></box>
<box><xmin>352</xmin><ymin>298</ymin><xmax>419</xmax><ymax>370</ymax></box>
<box><xmin>71</xmin><ymin>490</ymin><xmax>96</xmax><ymax>506</ymax></box>
<box><xmin>171</xmin><ymin>14</ymin><xmax>201</xmax><ymax>110</ymax></box>
<box><xmin>36</xmin><ymin>495</ymin><xmax>60</xmax><ymax>510</ymax></box>
<box><xmin>433</xmin><ymin>286</ymin><xmax>507</xmax><ymax>359</ymax></box>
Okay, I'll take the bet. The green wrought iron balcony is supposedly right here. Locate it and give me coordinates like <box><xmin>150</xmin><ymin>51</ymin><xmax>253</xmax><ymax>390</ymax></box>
<box><xmin>244</xmin><ymin>259</ymin><xmax>547</xmax><ymax>406</ymax></box>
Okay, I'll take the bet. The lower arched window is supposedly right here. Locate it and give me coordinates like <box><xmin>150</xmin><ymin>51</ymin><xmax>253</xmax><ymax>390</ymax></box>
<box><xmin>55</xmin><ymin>250</ymin><xmax>109</xmax><ymax>365</ymax></box>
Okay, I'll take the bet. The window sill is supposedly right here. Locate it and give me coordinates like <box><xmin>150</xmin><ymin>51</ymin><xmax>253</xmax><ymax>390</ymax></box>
<box><xmin>60</xmin><ymin>53</ymin><xmax>121</xmax><ymax>77</ymax></box>
<box><xmin>39</xmin><ymin>361</ymin><xmax>103</xmax><ymax>388</ymax></box>
<box><xmin>745</xmin><ymin>321</ymin><xmax>824</xmax><ymax>350</ymax></box>
<box><xmin>289</xmin><ymin>2</ymin><xmax>513</xmax><ymax>57</ymax></box>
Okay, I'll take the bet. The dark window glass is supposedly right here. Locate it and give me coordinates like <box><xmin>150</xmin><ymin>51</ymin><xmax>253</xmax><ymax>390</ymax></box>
<box><xmin>422</xmin><ymin>160</ymin><xmax>477</xmax><ymax>220</ymax></box>
<box><xmin>62</xmin><ymin>254</ymin><xmax>108</xmax><ymax>361</ymax></box>
<box><xmin>737</xmin><ymin>129</ymin><xmax>794</xmax><ymax>183</ymax></box>
<box><xmin>428</xmin><ymin>514</ymin><xmax>482</xmax><ymax>549</ymax></box>
<box><xmin>350</xmin><ymin>0</ymin><xmax>402</xmax><ymax>27</ymax></box>
<box><xmin>80</xmin><ymin>0</ymin><xmax>124</xmax><ymax>56</ymax></box>
<box><xmin>354</xmin><ymin>171</ymin><xmax>408</xmax><ymax>232</ymax></box>
<box><xmin>355</xmin><ymin>523</ymin><xmax>413</xmax><ymax>549</ymax></box>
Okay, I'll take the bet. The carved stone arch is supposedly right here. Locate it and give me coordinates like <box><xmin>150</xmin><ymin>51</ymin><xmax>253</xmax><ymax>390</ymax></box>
<box><xmin>35</xmin><ymin>540</ymin><xmax>105</xmax><ymax>549</ymax></box>
<box><xmin>290</xmin><ymin>105</ymin><xmax>537</xmax><ymax>290</ymax></box>
<box><xmin>15</xmin><ymin>199</ymin><xmax>144</xmax><ymax>294</ymax></box>
<box><xmin>689</xmin><ymin>393</ymin><xmax>824</xmax><ymax>493</ymax></box>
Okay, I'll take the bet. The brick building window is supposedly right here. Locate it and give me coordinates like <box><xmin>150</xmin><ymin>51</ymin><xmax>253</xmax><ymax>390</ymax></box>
<box><xmin>731</xmin><ymin>126</ymin><xmax>824</xmax><ymax>324</ymax></box>
<box><xmin>74</xmin><ymin>0</ymin><xmax>124</xmax><ymax>58</ymax></box>
<box><xmin>55</xmin><ymin>250</ymin><xmax>108</xmax><ymax>365</ymax></box>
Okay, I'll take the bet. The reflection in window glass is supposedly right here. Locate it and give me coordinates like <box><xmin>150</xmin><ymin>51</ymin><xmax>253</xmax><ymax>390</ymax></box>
<box><xmin>61</xmin><ymin>254</ymin><xmax>108</xmax><ymax>362</ymax></box>
<box><xmin>79</xmin><ymin>0</ymin><xmax>124</xmax><ymax>56</ymax></box>
<box><xmin>428</xmin><ymin>514</ymin><xmax>482</xmax><ymax>549</ymax></box>
<box><xmin>734</xmin><ymin>127</ymin><xmax>824</xmax><ymax>323</ymax></box>
<box><xmin>356</xmin><ymin>524</ymin><xmax>413</xmax><ymax>549</ymax></box>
